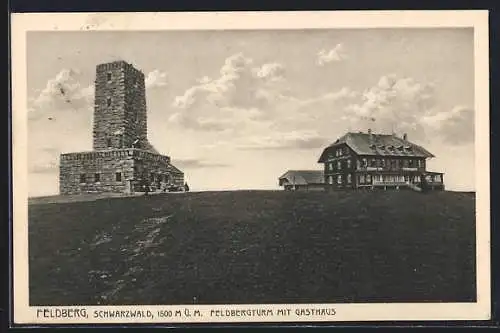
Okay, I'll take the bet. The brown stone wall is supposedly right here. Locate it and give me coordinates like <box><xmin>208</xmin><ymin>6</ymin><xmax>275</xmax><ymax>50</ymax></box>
<box><xmin>92</xmin><ymin>61</ymin><xmax>148</xmax><ymax>151</ymax></box>
<box><xmin>132</xmin><ymin>153</ymin><xmax>184</xmax><ymax>192</ymax></box>
<box><xmin>124</xmin><ymin>64</ymin><xmax>148</xmax><ymax>149</ymax></box>
<box><xmin>59</xmin><ymin>150</ymin><xmax>134</xmax><ymax>195</ymax></box>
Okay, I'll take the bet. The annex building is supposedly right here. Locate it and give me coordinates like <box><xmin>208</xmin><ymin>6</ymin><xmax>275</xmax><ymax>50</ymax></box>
<box><xmin>59</xmin><ymin>60</ymin><xmax>184</xmax><ymax>195</ymax></box>
<box><xmin>278</xmin><ymin>170</ymin><xmax>325</xmax><ymax>191</ymax></box>
<box><xmin>317</xmin><ymin>130</ymin><xmax>445</xmax><ymax>191</ymax></box>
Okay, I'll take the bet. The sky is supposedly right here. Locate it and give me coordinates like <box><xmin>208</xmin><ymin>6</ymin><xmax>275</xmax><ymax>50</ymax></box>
<box><xmin>26</xmin><ymin>28</ymin><xmax>475</xmax><ymax>197</ymax></box>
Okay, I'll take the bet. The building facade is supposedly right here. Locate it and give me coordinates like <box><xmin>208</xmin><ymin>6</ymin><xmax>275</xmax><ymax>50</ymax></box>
<box><xmin>59</xmin><ymin>60</ymin><xmax>184</xmax><ymax>195</ymax></box>
<box><xmin>278</xmin><ymin>170</ymin><xmax>325</xmax><ymax>191</ymax></box>
<box><xmin>317</xmin><ymin>130</ymin><xmax>444</xmax><ymax>191</ymax></box>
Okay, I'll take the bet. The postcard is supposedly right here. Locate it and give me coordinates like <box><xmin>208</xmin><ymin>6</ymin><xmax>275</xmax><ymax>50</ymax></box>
<box><xmin>11</xmin><ymin>10</ymin><xmax>490</xmax><ymax>324</ymax></box>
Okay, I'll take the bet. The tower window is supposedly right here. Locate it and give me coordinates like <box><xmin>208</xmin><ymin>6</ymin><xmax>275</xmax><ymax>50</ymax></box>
<box><xmin>107</xmin><ymin>72</ymin><xmax>112</xmax><ymax>82</ymax></box>
<box><xmin>115</xmin><ymin>172</ymin><xmax>122</xmax><ymax>182</ymax></box>
<box><xmin>106</xmin><ymin>97</ymin><xmax>112</xmax><ymax>107</ymax></box>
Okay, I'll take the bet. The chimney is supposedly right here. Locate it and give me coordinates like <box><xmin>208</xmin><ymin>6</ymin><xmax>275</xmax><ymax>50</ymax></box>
<box><xmin>403</xmin><ymin>133</ymin><xmax>408</xmax><ymax>141</ymax></box>
<box><xmin>368</xmin><ymin>128</ymin><xmax>373</xmax><ymax>141</ymax></box>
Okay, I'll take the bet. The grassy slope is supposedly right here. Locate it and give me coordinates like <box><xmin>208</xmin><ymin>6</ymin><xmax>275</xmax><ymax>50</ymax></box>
<box><xmin>28</xmin><ymin>190</ymin><xmax>476</xmax><ymax>306</ymax></box>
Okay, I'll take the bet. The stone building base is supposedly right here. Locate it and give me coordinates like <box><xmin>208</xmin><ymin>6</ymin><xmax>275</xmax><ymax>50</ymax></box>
<box><xmin>59</xmin><ymin>148</ymin><xmax>184</xmax><ymax>195</ymax></box>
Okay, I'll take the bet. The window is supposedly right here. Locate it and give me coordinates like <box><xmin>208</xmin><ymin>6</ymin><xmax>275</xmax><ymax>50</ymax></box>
<box><xmin>359</xmin><ymin>174</ymin><xmax>365</xmax><ymax>184</ymax></box>
<box><xmin>408</xmin><ymin>159</ymin><xmax>414</xmax><ymax>167</ymax></box>
<box><xmin>106</xmin><ymin>138</ymin><xmax>112</xmax><ymax>147</ymax></box>
<box><xmin>366</xmin><ymin>174</ymin><xmax>372</xmax><ymax>183</ymax></box>
<box><xmin>337</xmin><ymin>175</ymin><xmax>342</xmax><ymax>184</ymax></box>
<box><xmin>337</xmin><ymin>161</ymin><xmax>342</xmax><ymax>170</ymax></box>
<box><xmin>115</xmin><ymin>172</ymin><xmax>122</xmax><ymax>182</ymax></box>
<box><xmin>79</xmin><ymin>173</ymin><xmax>86</xmax><ymax>184</ymax></box>
<box><xmin>347</xmin><ymin>174</ymin><xmax>352</xmax><ymax>184</ymax></box>
<box><xmin>94</xmin><ymin>173</ymin><xmax>100</xmax><ymax>183</ymax></box>
<box><xmin>381</xmin><ymin>159</ymin><xmax>386</xmax><ymax>168</ymax></box>
<box><xmin>370</xmin><ymin>159</ymin><xmax>376</xmax><ymax>167</ymax></box>
<box><xmin>328</xmin><ymin>163</ymin><xmax>333</xmax><ymax>171</ymax></box>
<box><xmin>328</xmin><ymin>176</ymin><xmax>333</xmax><ymax>184</ymax></box>
<box><xmin>356</xmin><ymin>159</ymin><xmax>361</xmax><ymax>169</ymax></box>
<box><xmin>362</xmin><ymin>158</ymin><xmax>368</xmax><ymax>167</ymax></box>
<box><xmin>106</xmin><ymin>97</ymin><xmax>112</xmax><ymax>107</ymax></box>
<box><xmin>107</xmin><ymin>72</ymin><xmax>112</xmax><ymax>82</ymax></box>
<box><xmin>403</xmin><ymin>159</ymin><xmax>409</xmax><ymax>168</ymax></box>
<box><xmin>347</xmin><ymin>159</ymin><xmax>351</xmax><ymax>169</ymax></box>
<box><xmin>435</xmin><ymin>175</ymin><xmax>442</xmax><ymax>183</ymax></box>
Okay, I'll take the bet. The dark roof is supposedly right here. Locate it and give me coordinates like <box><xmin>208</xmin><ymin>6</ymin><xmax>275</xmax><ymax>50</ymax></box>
<box><xmin>318</xmin><ymin>132</ymin><xmax>435</xmax><ymax>162</ymax></box>
<box><xmin>279</xmin><ymin>170</ymin><xmax>324</xmax><ymax>185</ymax></box>
<box><xmin>168</xmin><ymin>163</ymin><xmax>183</xmax><ymax>175</ymax></box>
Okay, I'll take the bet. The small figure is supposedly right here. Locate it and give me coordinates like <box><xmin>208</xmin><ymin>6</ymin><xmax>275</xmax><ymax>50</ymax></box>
<box><xmin>184</xmin><ymin>182</ymin><xmax>190</xmax><ymax>192</ymax></box>
<box><xmin>420</xmin><ymin>174</ymin><xmax>428</xmax><ymax>193</ymax></box>
<box><xmin>140</xmin><ymin>178</ymin><xmax>149</xmax><ymax>196</ymax></box>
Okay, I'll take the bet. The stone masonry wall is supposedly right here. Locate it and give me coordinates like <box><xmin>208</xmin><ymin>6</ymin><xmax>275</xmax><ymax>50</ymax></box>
<box><xmin>124</xmin><ymin>64</ymin><xmax>148</xmax><ymax>149</ymax></box>
<box><xmin>59</xmin><ymin>150</ymin><xmax>134</xmax><ymax>195</ymax></box>
<box><xmin>132</xmin><ymin>154</ymin><xmax>184</xmax><ymax>192</ymax></box>
<box><xmin>59</xmin><ymin>149</ymin><xmax>183</xmax><ymax>194</ymax></box>
<box><xmin>92</xmin><ymin>61</ymin><xmax>148</xmax><ymax>151</ymax></box>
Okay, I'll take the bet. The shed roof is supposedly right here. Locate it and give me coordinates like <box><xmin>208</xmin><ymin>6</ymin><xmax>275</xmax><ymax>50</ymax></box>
<box><xmin>279</xmin><ymin>170</ymin><xmax>324</xmax><ymax>185</ymax></box>
<box><xmin>318</xmin><ymin>132</ymin><xmax>434</xmax><ymax>162</ymax></box>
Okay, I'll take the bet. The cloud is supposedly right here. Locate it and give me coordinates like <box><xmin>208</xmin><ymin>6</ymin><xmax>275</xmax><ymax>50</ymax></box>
<box><xmin>29</xmin><ymin>159</ymin><xmax>58</xmax><ymax>174</ymax></box>
<box><xmin>28</xmin><ymin>68</ymin><xmax>94</xmax><ymax>120</ymax></box>
<box><xmin>344</xmin><ymin>74</ymin><xmax>437</xmax><ymax>142</ymax></box>
<box><xmin>254</xmin><ymin>63</ymin><xmax>286</xmax><ymax>81</ymax></box>
<box><xmin>317</xmin><ymin>43</ymin><xmax>348</xmax><ymax>66</ymax></box>
<box><xmin>237</xmin><ymin>130</ymin><xmax>329</xmax><ymax>151</ymax></box>
<box><xmin>421</xmin><ymin>105</ymin><xmax>475</xmax><ymax>145</ymax></box>
<box><xmin>145</xmin><ymin>69</ymin><xmax>168</xmax><ymax>89</ymax></box>
<box><xmin>172</xmin><ymin>158</ymin><xmax>230</xmax><ymax>169</ymax></box>
<box><xmin>28</xmin><ymin>69</ymin><xmax>95</xmax><ymax>177</ymax></box>
<box><xmin>170</xmin><ymin>53</ymin><xmax>289</xmax><ymax>131</ymax></box>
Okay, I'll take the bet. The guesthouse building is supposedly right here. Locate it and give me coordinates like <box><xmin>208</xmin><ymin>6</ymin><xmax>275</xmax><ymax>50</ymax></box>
<box><xmin>317</xmin><ymin>130</ymin><xmax>444</xmax><ymax>191</ymax></box>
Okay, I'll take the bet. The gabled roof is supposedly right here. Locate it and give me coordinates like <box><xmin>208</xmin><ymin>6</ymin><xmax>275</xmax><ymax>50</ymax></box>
<box><xmin>318</xmin><ymin>132</ymin><xmax>435</xmax><ymax>162</ymax></box>
<box><xmin>168</xmin><ymin>163</ymin><xmax>183</xmax><ymax>175</ymax></box>
<box><xmin>279</xmin><ymin>170</ymin><xmax>324</xmax><ymax>186</ymax></box>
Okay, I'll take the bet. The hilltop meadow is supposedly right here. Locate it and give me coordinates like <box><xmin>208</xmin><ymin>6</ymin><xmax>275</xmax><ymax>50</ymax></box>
<box><xmin>28</xmin><ymin>190</ymin><xmax>476</xmax><ymax>305</ymax></box>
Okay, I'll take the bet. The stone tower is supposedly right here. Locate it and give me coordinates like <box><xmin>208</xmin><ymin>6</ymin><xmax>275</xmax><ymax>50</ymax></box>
<box><xmin>59</xmin><ymin>60</ymin><xmax>184</xmax><ymax>195</ymax></box>
<box><xmin>93</xmin><ymin>61</ymin><xmax>148</xmax><ymax>150</ymax></box>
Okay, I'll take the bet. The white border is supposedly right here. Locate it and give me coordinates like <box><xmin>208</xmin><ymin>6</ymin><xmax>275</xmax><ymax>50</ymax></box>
<box><xmin>11</xmin><ymin>10</ymin><xmax>491</xmax><ymax>324</ymax></box>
